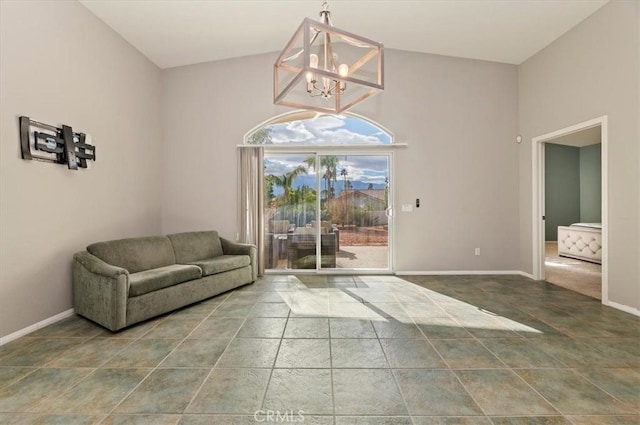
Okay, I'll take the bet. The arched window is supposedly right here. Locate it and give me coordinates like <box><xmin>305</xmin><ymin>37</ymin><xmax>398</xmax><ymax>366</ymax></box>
<box><xmin>245</xmin><ymin>111</ymin><xmax>393</xmax><ymax>145</ymax></box>
<box><xmin>240</xmin><ymin>111</ymin><xmax>397</xmax><ymax>275</ymax></box>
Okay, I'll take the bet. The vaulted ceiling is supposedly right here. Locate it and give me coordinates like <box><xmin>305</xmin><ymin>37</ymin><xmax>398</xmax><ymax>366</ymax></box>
<box><xmin>79</xmin><ymin>0</ymin><xmax>608</xmax><ymax>69</ymax></box>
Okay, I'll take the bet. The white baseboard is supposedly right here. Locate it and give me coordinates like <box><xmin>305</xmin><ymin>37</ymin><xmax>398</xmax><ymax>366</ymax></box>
<box><xmin>604</xmin><ymin>300</ymin><xmax>640</xmax><ymax>317</ymax></box>
<box><xmin>517</xmin><ymin>271</ymin><xmax>536</xmax><ymax>279</ymax></box>
<box><xmin>0</xmin><ymin>309</ymin><xmax>75</xmax><ymax>346</ymax></box>
<box><xmin>396</xmin><ymin>270</ymin><xmax>531</xmax><ymax>277</ymax></box>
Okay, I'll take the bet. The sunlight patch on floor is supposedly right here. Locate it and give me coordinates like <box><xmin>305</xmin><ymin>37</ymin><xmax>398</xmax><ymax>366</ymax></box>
<box><xmin>279</xmin><ymin>275</ymin><xmax>544</xmax><ymax>334</ymax></box>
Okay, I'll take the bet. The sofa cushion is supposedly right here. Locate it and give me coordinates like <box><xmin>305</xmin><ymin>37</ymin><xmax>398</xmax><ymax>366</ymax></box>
<box><xmin>188</xmin><ymin>255</ymin><xmax>250</xmax><ymax>276</ymax></box>
<box><xmin>167</xmin><ymin>231</ymin><xmax>224</xmax><ymax>263</ymax></box>
<box><xmin>87</xmin><ymin>236</ymin><xmax>176</xmax><ymax>274</ymax></box>
<box><xmin>129</xmin><ymin>264</ymin><xmax>202</xmax><ymax>297</ymax></box>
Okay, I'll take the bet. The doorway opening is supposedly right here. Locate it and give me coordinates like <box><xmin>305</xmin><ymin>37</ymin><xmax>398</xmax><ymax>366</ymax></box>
<box><xmin>532</xmin><ymin>116</ymin><xmax>608</xmax><ymax>302</ymax></box>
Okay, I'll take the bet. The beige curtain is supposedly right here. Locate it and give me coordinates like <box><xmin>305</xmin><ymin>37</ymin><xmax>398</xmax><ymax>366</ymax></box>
<box><xmin>239</xmin><ymin>146</ymin><xmax>265</xmax><ymax>276</ymax></box>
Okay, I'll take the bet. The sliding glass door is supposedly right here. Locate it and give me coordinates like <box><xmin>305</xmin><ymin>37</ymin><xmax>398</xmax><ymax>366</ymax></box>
<box><xmin>263</xmin><ymin>153</ymin><xmax>316</xmax><ymax>270</ymax></box>
<box><xmin>264</xmin><ymin>152</ymin><xmax>391</xmax><ymax>272</ymax></box>
<box><xmin>319</xmin><ymin>154</ymin><xmax>390</xmax><ymax>271</ymax></box>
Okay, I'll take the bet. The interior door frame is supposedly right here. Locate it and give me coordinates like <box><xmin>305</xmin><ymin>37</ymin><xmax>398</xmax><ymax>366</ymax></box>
<box><xmin>531</xmin><ymin>115</ymin><xmax>608</xmax><ymax>303</ymax></box>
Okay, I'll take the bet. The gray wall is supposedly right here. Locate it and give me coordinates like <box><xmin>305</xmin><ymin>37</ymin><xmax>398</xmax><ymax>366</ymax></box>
<box><xmin>0</xmin><ymin>1</ymin><xmax>162</xmax><ymax>338</ymax></box>
<box><xmin>161</xmin><ymin>49</ymin><xmax>520</xmax><ymax>272</ymax></box>
<box><xmin>580</xmin><ymin>143</ymin><xmax>602</xmax><ymax>223</ymax></box>
<box><xmin>544</xmin><ymin>143</ymin><xmax>602</xmax><ymax>241</ymax></box>
<box><xmin>519</xmin><ymin>0</ymin><xmax>639</xmax><ymax>309</ymax></box>
<box><xmin>545</xmin><ymin>144</ymin><xmax>581</xmax><ymax>241</ymax></box>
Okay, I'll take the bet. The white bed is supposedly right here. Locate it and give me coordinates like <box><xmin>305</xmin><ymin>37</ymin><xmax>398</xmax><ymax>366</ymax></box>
<box><xmin>557</xmin><ymin>223</ymin><xmax>602</xmax><ymax>264</ymax></box>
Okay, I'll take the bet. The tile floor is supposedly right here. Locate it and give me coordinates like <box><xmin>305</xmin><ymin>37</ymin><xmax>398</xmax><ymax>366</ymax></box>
<box><xmin>0</xmin><ymin>274</ymin><xmax>638</xmax><ymax>424</ymax></box>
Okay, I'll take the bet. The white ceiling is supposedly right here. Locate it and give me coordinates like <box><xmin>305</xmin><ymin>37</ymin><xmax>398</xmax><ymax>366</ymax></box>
<box><xmin>79</xmin><ymin>0</ymin><xmax>608</xmax><ymax>69</ymax></box>
<box><xmin>548</xmin><ymin>126</ymin><xmax>602</xmax><ymax>148</ymax></box>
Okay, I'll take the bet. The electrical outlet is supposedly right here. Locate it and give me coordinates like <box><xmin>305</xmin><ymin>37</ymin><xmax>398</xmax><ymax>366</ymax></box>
<box><xmin>474</xmin><ymin>248</ymin><xmax>480</xmax><ymax>256</ymax></box>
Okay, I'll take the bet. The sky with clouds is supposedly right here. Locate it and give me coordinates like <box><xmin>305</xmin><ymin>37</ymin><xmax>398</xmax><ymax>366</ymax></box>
<box><xmin>259</xmin><ymin>114</ymin><xmax>391</xmax><ymax>191</ymax></box>
<box><xmin>261</xmin><ymin>114</ymin><xmax>392</xmax><ymax>145</ymax></box>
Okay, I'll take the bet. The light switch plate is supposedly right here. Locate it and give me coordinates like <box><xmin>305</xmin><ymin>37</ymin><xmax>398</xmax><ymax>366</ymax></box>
<box><xmin>401</xmin><ymin>204</ymin><xmax>413</xmax><ymax>212</ymax></box>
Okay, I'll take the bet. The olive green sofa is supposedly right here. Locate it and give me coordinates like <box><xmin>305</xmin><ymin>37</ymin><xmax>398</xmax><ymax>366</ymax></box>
<box><xmin>72</xmin><ymin>230</ymin><xmax>256</xmax><ymax>331</ymax></box>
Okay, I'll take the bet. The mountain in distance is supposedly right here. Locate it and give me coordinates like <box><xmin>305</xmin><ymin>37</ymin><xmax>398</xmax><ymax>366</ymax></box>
<box><xmin>270</xmin><ymin>175</ymin><xmax>386</xmax><ymax>195</ymax></box>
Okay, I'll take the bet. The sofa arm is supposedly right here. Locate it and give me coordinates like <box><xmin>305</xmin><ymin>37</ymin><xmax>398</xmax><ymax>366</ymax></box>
<box><xmin>72</xmin><ymin>251</ymin><xmax>129</xmax><ymax>331</ymax></box>
<box><xmin>74</xmin><ymin>251</ymin><xmax>128</xmax><ymax>278</ymax></box>
<box><xmin>221</xmin><ymin>238</ymin><xmax>257</xmax><ymax>281</ymax></box>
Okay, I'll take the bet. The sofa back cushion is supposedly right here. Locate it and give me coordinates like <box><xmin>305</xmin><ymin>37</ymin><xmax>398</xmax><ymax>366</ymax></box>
<box><xmin>167</xmin><ymin>231</ymin><xmax>224</xmax><ymax>263</ymax></box>
<box><xmin>87</xmin><ymin>236</ymin><xmax>176</xmax><ymax>273</ymax></box>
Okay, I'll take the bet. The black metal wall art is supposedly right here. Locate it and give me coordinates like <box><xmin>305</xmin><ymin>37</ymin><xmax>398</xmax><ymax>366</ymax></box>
<box><xmin>19</xmin><ymin>116</ymin><xmax>95</xmax><ymax>170</ymax></box>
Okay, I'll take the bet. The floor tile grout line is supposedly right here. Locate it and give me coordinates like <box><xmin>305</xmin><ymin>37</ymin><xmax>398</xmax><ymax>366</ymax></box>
<box><xmin>565</xmin><ymin>416</ymin><xmax>582</xmax><ymax>425</ymax></box>
<box><xmin>374</xmin><ymin>278</ymin><xmax>487</xmax><ymax>422</ymax></box>
<box><xmin>0</xmin><ymin>336</ymin><xmax>41</xmax><ymax>361</ymax></box>
<box><xmin>565</xmin><ymin>367</ymin><xmax>640</xmax><ymax>413</ymax></box>
<box><xmin>97</xmin><ymin>348</ymin><xmax>194</xmax><ymax>420</ymax></box>
<box><xmin>478</xmin><ymin>312</ymin><xmax>617</xmax><ymax>416</ymax></box>
<box><xmin>5</xmin><ymin>334</ymin><xmax>95</xmax><ymax>370</ymax></box>
<box><xmin>511</xmin><ymin>307</ymin><xmax>570</xmax><ymax>337</ymax></box>
<box><xmin>503</xmin><ymin>367</ymin><xmax>570</xmax><ymax>417</ymax></box>
<box><xmin>6</xmin><ymin>366</ymin><xmax>99</xmax><ymax>415</ymax></box>
<box><xmin>0</xmin><ymin>366</ymin><xmax>40</xmax><ymax>391</ymax></box>
<box><xmin>438</xmin><ymin>289</ymin><xmax>607</xmax><ymax>419</ymax></box>
<box><xmin>102</xmin><ymin>293</ymin><xmax>238</xmax><ymax>421</ymax></box>
<box><xmin>41</xmin><ymin>334</ymin><xmax>140</xmax><ymax>371</ymax></box>
<box><xmin>257</xmin><ymin>307</ymin><xmax>290</xmax><ymax>413</ymax></box>
<box><xmin>511</xmin><ymin>303</ymin><xmax>583</xmax><ymax>336</ymax></box>
<box><xmin>1</xmin><ymin>315</ymin><xmax>169</xmax><ymax>416</ymax></box>
<box><xmin>328</xmin><ymin>311</ymin><xmax>337</xmax><ymax>420</ymax></box>
<box><xmin>371</xmin><ymin>315</ymin><xmax>415</xmax><ymax>419</ymax></box>
<box><xmin>411</xmin><ymin>312</ymin><xmax>492</xmax><ymax>420</ymax></box>
<box><xmin>463</xmin><ymin>325</ymin><xmax>521</xmax><ymax>370</ymax></box>
<box><xmin>19</xmin><ymin>327</ymin><xmax>150</xmax><ymax>411</ymax></box>
<box><xmin>182</xmin><ymin>296</ymin><xmax>265</xmax><ymax>415</ymax></box>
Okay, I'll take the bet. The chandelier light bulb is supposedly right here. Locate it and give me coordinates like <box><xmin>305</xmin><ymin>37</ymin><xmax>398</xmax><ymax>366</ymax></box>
<box><xmin>309</xmin><ymin>54</ymin><xmax>319</xmax><ymax>68</ymax></box>
<box><xmin>338</xmin><ymin>63</ymin><xmax>348</xmax><ymax>77</ymax></box>
<box><xmin>322</xmin><ymin>76</ymin><xmax>331</xmax><ymax>94</ymax></box>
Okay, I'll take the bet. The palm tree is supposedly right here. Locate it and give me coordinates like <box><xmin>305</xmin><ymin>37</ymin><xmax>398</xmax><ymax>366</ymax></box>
<box><xmin>305</xmin><ymin>155</ymin><xmax>339</xmax><ymax>201</ymax></box>
<box><xmin>267</xmin><ymin>165</ymin><xmax>307</xmax><ymax>204</ymax></box>
<box><xmin>247</xmin><ymin>127</ymin><xmax>273</xmax><ymax>144</ymax></box>
<box><xmin>341</xmin><ymin>167</ymin><xmax>348</xmax><ymax>192</ymax></box>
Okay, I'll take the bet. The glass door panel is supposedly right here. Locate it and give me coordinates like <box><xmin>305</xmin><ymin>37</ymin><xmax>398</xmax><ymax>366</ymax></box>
<box><xmin>264</xmin><ymin>153</ymin><xmax>318</xmax><ymax>270</ymax></box>
<box><xmin>320</xmin><ymin>154</ymin><xmax>390</xmax><ymax>271</ymax></box>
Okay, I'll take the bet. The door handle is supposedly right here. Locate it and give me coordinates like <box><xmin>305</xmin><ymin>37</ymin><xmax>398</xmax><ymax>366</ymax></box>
<box><xmin>385</xmin><ymin>207</ymin><xmax>393</xmax><ymax>218</ymax></box>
